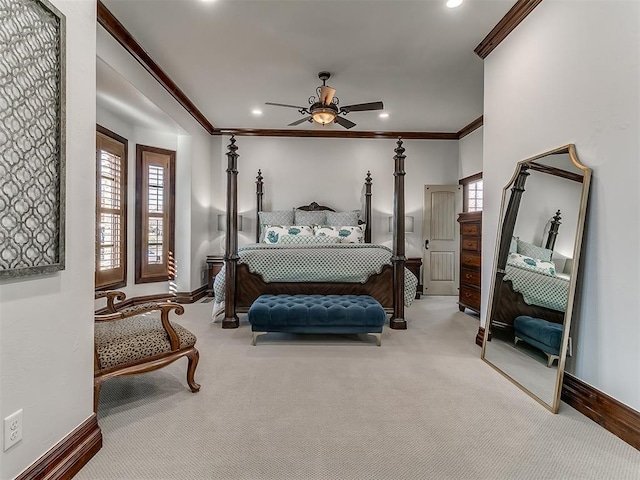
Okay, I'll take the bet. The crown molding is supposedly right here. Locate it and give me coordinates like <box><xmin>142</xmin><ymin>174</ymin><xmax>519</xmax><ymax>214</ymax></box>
<box><xmin>97</xmin><ymin>1</ymin><xmax>215</xmax><ymax>134</ymax></box>
<box><xmin>457</xmin><ymin>116</ymin><xmax>483</xmax><ymax>139</ymax></box>
<box><xmin>213</xmin><ymin>128</ymin><xmax>459</xmax><ymax>140</ymax></box>
<box><xmin>474</xmin><ymin>0</ymin><xmax>543</xmax><ymax>59</ymax></box>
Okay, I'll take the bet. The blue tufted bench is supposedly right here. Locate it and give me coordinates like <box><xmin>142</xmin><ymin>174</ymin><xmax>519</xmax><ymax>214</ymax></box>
<box><xmin>248</xmin><ymin>294</ymin><xmax>386</xmax><ymax>346</ymax></box>
<box><xmin>514</xmin><ymin>315</ymin><xmax>564</xmax><ymax>367</ymax></box>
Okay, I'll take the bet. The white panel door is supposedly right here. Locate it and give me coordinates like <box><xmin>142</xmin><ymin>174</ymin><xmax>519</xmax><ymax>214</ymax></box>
<box><xmin>423</xmin><ymin>185</ymin><xmax>462</xmax><ymax>295</ymax></box>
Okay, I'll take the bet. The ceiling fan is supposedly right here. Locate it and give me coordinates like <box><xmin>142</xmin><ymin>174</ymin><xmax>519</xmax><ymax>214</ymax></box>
<box><xmin>266</xmin><ymin>71</ymin><xmax>384</xmax><ymax>129</ymax></box>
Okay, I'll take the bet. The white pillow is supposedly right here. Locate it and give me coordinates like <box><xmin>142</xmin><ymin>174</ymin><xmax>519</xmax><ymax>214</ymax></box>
<box><xmin>314</xmin><ymin>225</ymin><xmax>365</xmax><ymax>244</ymax></box>
<box><xmin>507</xmin><ymin>252</ymin><xmax>557</xmax><ymax>276</ymax></box>
<box><xmin>263</xmin><ymin>225</ymin><xmax>313</xmax><ymax>244</ymax></box>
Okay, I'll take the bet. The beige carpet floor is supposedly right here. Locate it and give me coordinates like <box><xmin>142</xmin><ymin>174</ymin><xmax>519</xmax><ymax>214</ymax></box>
<box><xmin>77</xmin><ymin>296</ymin><xmax>640</xmax><ymax>480</ymax></box>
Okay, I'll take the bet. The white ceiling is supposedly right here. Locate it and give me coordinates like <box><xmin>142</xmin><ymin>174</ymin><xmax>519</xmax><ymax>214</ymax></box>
<box><xmin>99</xmin><ymin>0</ymin><xmax>515</xmax><ymax>133</ymax></box>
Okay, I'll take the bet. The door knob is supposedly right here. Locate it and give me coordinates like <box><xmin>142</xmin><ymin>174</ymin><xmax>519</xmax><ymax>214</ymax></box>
<box><xmin>424</xmin><ymin>240</ymin><xmax>430</xmax><ymax>250</ymax></box>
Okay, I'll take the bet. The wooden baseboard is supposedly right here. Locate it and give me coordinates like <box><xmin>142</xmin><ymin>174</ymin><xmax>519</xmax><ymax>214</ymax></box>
<box><xmin>561</xmin><ymin>373</ymin><xmax>640</xmax><ymax>451</ymax></box>
<box><xmin>16</xmin><ymin>415</ymin><xmax>102</xmax><ymax>480</ymax></box>
<box><xmin>475</xmin><ymin>326</ymin><xmax>485</xmax><ymax>347</ymax></box>
<box><xmin>174</xmin><ymin>285</ymin><xmax>207</xmax><ymax>304</ymax></box>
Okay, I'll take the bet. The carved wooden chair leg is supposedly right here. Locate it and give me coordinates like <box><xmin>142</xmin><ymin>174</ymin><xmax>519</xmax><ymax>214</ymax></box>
<box><xmin>186</xmin><ymin>348</ymin><xmax>201</xmax><ymax>392</ymax></box>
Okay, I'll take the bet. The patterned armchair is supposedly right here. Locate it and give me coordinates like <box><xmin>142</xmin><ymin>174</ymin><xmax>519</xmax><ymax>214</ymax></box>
<box><xmin>94</xmin><ymin>291</ymin><xmax>200</xmax><ymax>412</ymax></box>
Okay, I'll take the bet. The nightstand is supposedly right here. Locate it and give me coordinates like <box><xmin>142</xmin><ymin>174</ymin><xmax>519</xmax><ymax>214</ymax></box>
<box><xmin>205</xmin><ymin>255</ymin><xmax>225</xmax><ymax>297</ymax></box>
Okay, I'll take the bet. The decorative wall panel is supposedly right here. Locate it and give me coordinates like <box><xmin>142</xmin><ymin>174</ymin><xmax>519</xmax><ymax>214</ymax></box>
<box><xmin>0</xmin><ymin>0</ymin><xmax>66</xmax><ymax>278</ymax></box>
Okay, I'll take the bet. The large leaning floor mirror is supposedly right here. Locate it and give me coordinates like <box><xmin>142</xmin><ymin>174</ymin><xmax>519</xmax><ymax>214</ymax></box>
<box><xmin>482</xmin><ymin>144</ymin><xmax>591</xmax><ymax>413</ymax></box>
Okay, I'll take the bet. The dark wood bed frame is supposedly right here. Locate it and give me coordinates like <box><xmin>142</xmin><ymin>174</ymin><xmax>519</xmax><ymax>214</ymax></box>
<box><xmin>221</xmin><ymin>135</ymin><xmax>407</xmax><ymax>330</ymax></box>
<box><xmin>490</xmin><ymin>162</ymin><xmax>567</xmax><ymax>332</ymax></box>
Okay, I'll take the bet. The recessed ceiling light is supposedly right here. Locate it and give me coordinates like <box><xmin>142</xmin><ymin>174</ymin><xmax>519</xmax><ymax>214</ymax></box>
<box><xmin>252</xmin><ymin>109</ymin><xmax>262</xmax><ymax>115</ymax></box>
<box><xmin>446</xmin><ymin>0</ymin><xmax>463</xmax><ymax>8</ymax></box>
<box><xmin>379</xmin><ymin>113</ymin><xmax>389</xmax><ymax>119</ymax></box>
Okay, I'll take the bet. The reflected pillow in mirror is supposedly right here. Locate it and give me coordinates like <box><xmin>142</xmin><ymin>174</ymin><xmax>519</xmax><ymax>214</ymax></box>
<box><xmin>517</xmin><ymin>239</ymin><xmax>553</xmax><ymax>262</ymax></box>
<box><xmin>510</xmin><ymin>236</ymin><xmax>519</xmax><ymax>253</ymax></box>
<box><xmin>508</xmin><ymin>252</ymin><xmax>557</xmax><ymax>276</ymax></box>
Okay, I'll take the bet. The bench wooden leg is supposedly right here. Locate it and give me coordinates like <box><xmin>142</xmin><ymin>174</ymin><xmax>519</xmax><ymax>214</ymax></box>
<box><xmin>368</xmin><ymin>333</ymin><xmax>382</xmax><ymax>346</ymax></box>
<box><xmin>93</xmin><ymin>379</ymin><xmax>103</xmax><ymax>413</ymax></box>
<box><xmin>252</xmin><ymin>332</ymin><xmax>268</xmax><ymax>346</ymax></box>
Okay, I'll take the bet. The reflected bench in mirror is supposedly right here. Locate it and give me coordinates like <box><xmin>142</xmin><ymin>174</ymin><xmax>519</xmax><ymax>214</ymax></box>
<box><xmin>481</xmin><ymin>144</ymin><xmax>591</xmax><ymax>413</ymax></box>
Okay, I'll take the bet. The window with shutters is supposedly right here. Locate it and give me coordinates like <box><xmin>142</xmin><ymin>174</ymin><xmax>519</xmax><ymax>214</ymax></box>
<box><xmin>135</xmin><ymin>145</ymin><xmax>176</xmax><ymax>283</ymax></box>
<box><xmin>95</xmin><ymin>126</ymin><xmax>128</xmax><ymax>289</ymax></box>
<box><xmin>459</xmin><ymin>172</ymin><xmax>483</xmax><ymax>213</ymax></box>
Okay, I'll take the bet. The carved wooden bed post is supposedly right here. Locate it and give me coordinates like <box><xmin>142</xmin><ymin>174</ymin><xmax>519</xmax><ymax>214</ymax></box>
<box><xmin>223</xmin><ymin>136</ymin><xmax>240</xmax><ymax>329</ymax></box>
<box><xmin>390</xmin><ymin>138</ymin><xmax>407</xmax><ymax>329</ymax></box>
<box><xmin>545</xmin><ymin>209</ymin><xmax>562</xmax><ymax>250</ymax></box>
<box><xmin>255</xmin><ymin>169</ymin><xmax>264</xmax><ymax>243</ymax></box>
<box><xmin>489</xmin><ymin>164</ymin><xmax>530</xmax><ymax>326</ymax></box>
<box><xmin>364</xmin><ymin>171</ymin><xmax>372</xmax><ymax>243</ymax></box>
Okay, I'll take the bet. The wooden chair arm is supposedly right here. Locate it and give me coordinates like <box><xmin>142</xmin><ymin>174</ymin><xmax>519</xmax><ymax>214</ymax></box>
<box><xmin>95</xmin><ymin>290</ymin><xmax>127</xmax><ymax>313</ymax></box>
<box><xmin>94</xmin><ymin>302</ymin><xmax>185</xmax><ymax>351</ymax></box>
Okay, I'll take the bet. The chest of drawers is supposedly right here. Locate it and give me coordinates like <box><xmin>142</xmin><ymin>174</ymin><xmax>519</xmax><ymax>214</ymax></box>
<box><xmin>457</xmin><ymin>211</ymin><xmax>482</xmax><ymax>314</ymax></box>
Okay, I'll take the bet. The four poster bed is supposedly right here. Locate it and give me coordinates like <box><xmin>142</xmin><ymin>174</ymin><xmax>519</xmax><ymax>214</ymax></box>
<box><xmin>492</xmin><ymin>205</ymin><xmax>569</xmax><ymax>331</ymax></box>
<box><xmin>217</xmin><ymin>136</ymin><xmax>415</xmax><ymax>330</ymax></box>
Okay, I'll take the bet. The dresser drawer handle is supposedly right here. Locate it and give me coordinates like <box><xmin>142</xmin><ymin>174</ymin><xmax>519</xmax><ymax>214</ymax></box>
<box><xmin>465</xmin><ymin>274</ymin><xmax>472</xmax><ymax>279</ymax></box>
<box><xmin>465</xmin><ymin>292</ymin><xmax>471</xmax><ymax>298</ymax></box>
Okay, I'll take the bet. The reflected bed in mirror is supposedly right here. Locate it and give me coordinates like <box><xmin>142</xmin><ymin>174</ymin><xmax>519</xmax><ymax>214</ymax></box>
<box><xmin>482</xmin><ymin>144</ymin><xmax>591</xmax><ymax>413</ymax></box>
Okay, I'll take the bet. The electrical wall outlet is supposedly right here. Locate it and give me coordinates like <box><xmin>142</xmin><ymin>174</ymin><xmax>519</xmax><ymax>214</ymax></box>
<box><xmin>4</xmin><ymin>409</ymin><xmax>23</xmax><ymax>451</ymax></box>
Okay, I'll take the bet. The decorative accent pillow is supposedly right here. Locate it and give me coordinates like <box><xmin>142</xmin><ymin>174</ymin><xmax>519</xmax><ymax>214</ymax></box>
<box><xmin>508</xmin><ymin>252</ymin><xmax>557</xmax><ymax>276</ymax></box>
<box><xmin>263</xmin><ymin>225</ymin><xmax>313</xmax><ymax>244</ymax></box>
<box><xmin>315</xmin><ymin>225</ymin><xmax>365</xmax><ymax>244</ymax></box>
<box><xmin>325</xmin><ymin>210</ymin><xmax>360</xmax><ymax>227</ymax></box>
<box><xmin>280</xmin><ymin>235</ymin><xmax>342</xmax><ymax>245</ymax></box>
<box><xmin>258</xmin><ymin>211</ymin><xmax>295</xmax><ymax>241</ymax></box>
<box><xmin>294</xmin><ymin>209</ymin><xmax>326</xmax><ymax>226</ymax></box>
<box><xmin>509</xmin><ymin>236</ymin><xmax>519</xmax><ymax>253</ymax></box>
<box><xmin>517</xmin><ymin>239</ymin><xmax>553</xmax><ymax>262</ymax></box>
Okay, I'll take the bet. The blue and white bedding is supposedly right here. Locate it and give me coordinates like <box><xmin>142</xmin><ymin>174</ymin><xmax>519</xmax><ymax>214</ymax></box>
<box><xmin>212</xmin><ymin>243</ymin><xmax>418</xmax><ymax>318</ymax></box>
<box><xmin>503</xmin><ymin>253</ymin><xmax>569</xmax><ymax>312</ymax></box>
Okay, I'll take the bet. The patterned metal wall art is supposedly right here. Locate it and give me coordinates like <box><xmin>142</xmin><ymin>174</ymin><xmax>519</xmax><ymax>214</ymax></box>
<box><xmin>0</xmin><ymin>0</ymin><xmax>66</xmax><ymax>278</ymax></box>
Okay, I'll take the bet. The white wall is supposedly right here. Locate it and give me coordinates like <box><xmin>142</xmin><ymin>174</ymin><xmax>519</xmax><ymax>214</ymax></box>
<box><xmin>0</xmin><ymin>1</ymin><xmax>96</xmax><ymax>478</ymax></box>
<box><xmin>458</xmin><ymin>127</ymin><xmax>483</xmax><ymax>180</ymax></box>
<box><xmin>214</xmin><ymin>136</ymin><xmax>459</xmax><ymax>258</ymax></box>
<box><xmin>97</xmin><ymin>26</ymin><xmax>214</xmax><ymax>294</ymax></box>
<box><xmin>514</xmin><ymin>170</ymin><xmax>583</xmax><ymax>271</ymax></box>
<box><xmin>482</xmin><ymin>0</ymin><xmax>639</xmax><ymax>410</ymax></box>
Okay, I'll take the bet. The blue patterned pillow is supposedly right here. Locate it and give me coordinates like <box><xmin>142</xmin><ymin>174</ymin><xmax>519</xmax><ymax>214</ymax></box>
<box><xmin>517</xmin><ymin>239</ymin><xmax>553</xmax><ymax>262</ymax></box>
<box><xmin>263</xmin><ymin>225</ymin><xmax>313</xmax><ymax>244</ymax></box>
<box><xmin>325</xmin><ymin>211</ymin><xmax>360</xmax><ymax>227</ymax></box>
<box><xmin>315</xmin><ymin>225</ymin><xmax>365</xmax><ymax>244</ymax></box>
<box><xmin>280</xmin><ymin>235</ymin><xmax>342</xmax><ymax>245</ymax></box>
<box><xmin>294</xmin><ymin>209</ymin><xmax>326</xmax><ymax>226</ymax></box>
<box><xmin>258</xmin><ymin>211</ymin><xmax>295</xmax><ymax>241</ymax></box>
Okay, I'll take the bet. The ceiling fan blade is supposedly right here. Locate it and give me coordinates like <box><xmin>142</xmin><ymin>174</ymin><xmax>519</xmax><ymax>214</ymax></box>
<box><xmin>320</xmin><ymin>86</ymin><xmax>336</xmax><ymax>105</ymax></box>
<box><xmin>340</xmin><ymin>101</ymin><xmax>384</xmax><ymax>113</ymax></box>
<box><xmin>334</xmin><ymin>116</ymin><xmax>356</xmax><ymax>129</ymax></box>
<box><xmin>287</xmin><ymin>116</ymin><xmax>312</xmax><ymax>126</ymax></box>
<box><xmin>266</xmin><ymin>102</ymin><xmax>306</xmax><ymax>109</ymax></box>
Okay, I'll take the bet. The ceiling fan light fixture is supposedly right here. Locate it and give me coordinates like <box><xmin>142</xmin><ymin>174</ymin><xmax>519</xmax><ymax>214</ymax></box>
<box><xmin>311</xmin><ymin>107</ymin><xmax>336</xmax><ymax>126</ymax></box>
<box><xmin>446</xmin><ymin>0</ymin><xmax>463</xmax><ymax>8</ymax></box>
<box><xmin>379</xmin><ymin>112</ymin><xmax>389</xmax><ymax>119</ymax></box>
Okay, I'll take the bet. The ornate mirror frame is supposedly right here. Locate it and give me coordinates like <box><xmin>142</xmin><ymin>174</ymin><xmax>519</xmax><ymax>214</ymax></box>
<box><xmin>481</xmin><ymin>144</ymin><xmax>591</xmax><ymax>413</ymax></box>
